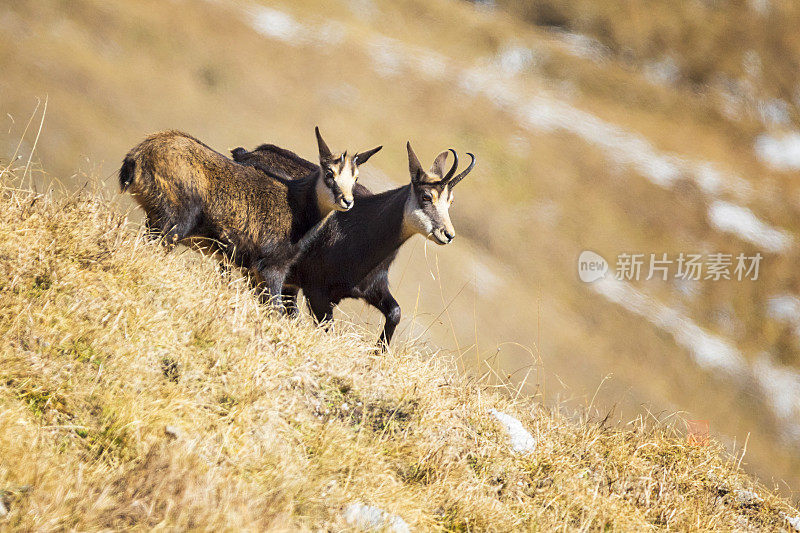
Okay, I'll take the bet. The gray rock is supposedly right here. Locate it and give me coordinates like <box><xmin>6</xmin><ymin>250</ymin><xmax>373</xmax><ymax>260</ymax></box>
<box><xmin>164</xmin><ymin>425</ymin><xmax>182</xmax><ymax>439</ymax></box>
<box><xmin>343</xmin><ymin>502</ymin><xmax>409</xmax><ymax>533</ymax></box>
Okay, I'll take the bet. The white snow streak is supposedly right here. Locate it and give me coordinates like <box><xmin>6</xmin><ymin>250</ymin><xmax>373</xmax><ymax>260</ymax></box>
<box><xmin>754</xmin><ymin>132</ymin><xmax>800</xmax><ymax>171</ymax></box>
<box><xmin>593</xmin><ymin>278</ymin><xmax>746</xmax><ymax>374</ymax></box>
<box><xmin>708</xmin><ymin>200</ymin><xmax>792</xmax><ymax>253</ymax></box>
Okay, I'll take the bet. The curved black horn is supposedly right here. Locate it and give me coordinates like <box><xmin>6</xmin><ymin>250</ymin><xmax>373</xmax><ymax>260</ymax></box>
<box><xmin>448</xmin><ymin>152</ymin><xmax>475</xmax><ymax>188</ymax></box>
<box><xmin>442</xmin><ymin>148</ymin><xmax>458</xmax><ymax>182</ymax></box>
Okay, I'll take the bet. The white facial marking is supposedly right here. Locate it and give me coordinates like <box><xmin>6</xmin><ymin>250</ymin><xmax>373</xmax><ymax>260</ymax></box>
<box><xmin>337</xmin><ymin>163</ymin><xmax>357</xmax><ymax>202</ymax></box>
<box><xmin>403</xmin><ymin>185</ymin><xmax>455</xmax><ymax>245</ymax></box>
<box><xmin>403</xmin><ymin>190</ymin><xmax>433</xmax><ymax>238</ymax></box>
<box><xmin>316</xmin><ymin>159</ymin><xmax>357</xmax><ymax>214</ymax></box>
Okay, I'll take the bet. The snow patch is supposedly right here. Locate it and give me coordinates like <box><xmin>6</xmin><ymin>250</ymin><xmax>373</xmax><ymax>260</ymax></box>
<box><xmin>490</xmin><ymin>409</ymin><xmax>536</xmax><ymax>453</ymax></box>
<box><xmin>757</xmin><ymin>98</ymin><xmax>791</xmax><ymax>128</ymax></box>
<box><xmin>749</xmin><ymin>0</ymin><xmax>771</xmax><ymax>15</ymax></box>
<box><xmin>343</xmin><ymin>503</ymin><xmax>410</xmax><ymax>533</ymax></box>
<box><xmin>708</xmin><ymin>200</ymin><xmax>792</xmax><ymax>253</ymax></box>
<box><xmin>753</xmin><ymin>355</ymin><xmax>800</xmax><ymax>440</ymax></box>
<box><xmin>472</xmin><ymin>257</ymin><xmax>504</xmax><ymax>297</ymax></box>
<box><xmin>767</xmin><ymin>294</ymin><xmax>800</xmax><ymax>322</ymax></box>
<box><xmin>494</xmin><ymin>44</ymin><xmax>536</xmax><ymax>77</ymax></box>
<box><xmin>368</xmin><ymin>37</ymin><xmax>403</xmax><ymax>78</ymax></box>
<box><xmin>554</xmin><ymin>31</ymin><xmax>609</xmax><ymax>64</ymax></box>
<box><xmin>244</xmin><ymin>5</ymin><xmax>343</xmax><ymax>48</ymax></box>
<box><xmin>248</xmin><ymin>6</ymin><xmax>301</xmax><ymax>42</ymax></box>
<box><xmin>644</xmin><ymin>56</ymin><xmax>680</xmax><ymax>86</ymax></box>
<box><xmin>754</xmin><ymin>132</ymin><xmax>800</xmax><ymax>171</ymax></box>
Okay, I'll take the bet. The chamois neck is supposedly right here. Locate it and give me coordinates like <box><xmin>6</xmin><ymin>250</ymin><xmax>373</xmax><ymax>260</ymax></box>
<box><xmin>341</xmin><ymin>185</ymin><xmax>411</xmax><ymax>280</ymax></box>
<box><xmin>283</xmin><ymin>170</ymin><xmax>324</xmax><ymax>237</ymax></box>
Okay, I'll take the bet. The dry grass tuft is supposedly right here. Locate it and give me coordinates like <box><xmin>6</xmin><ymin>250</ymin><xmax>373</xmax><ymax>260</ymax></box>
<box><xmin>0</xmin><ymin>166</ymin><xmax>797</xmax><ymax>530</ymax></box>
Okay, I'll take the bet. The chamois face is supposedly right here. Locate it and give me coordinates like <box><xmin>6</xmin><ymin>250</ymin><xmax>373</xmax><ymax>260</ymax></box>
<box><xmin>318</xmin><ymin>153</ymin><xmax>358</xmax><ymax>212</ymax></box>
<box><xmin>404</xmin><ymin>144</ymin><xmax>458</xmax><ymax>245</ymax></box>
<box><xmin>315</xmin><ymin>127</ymin><xmax>382</xmax><ymax>213</ymax></box>
<box><xmin>406</xmin><ymin>180</ymin><xmax>456</xmax><ymax>245</ymax></box>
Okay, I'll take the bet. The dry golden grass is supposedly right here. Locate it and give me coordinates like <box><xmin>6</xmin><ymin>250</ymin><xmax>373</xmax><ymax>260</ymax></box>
<box><xmin>0</xmin><ymin>166</ymin><xmax>798</xmax><ymax>530</ymax></box>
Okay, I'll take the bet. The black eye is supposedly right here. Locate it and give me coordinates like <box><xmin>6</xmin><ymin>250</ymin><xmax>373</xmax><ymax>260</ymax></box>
<box><xmin>421</xmin><ymin>191</ymin><xmax>432</xmax><ymax>202</ymax></box>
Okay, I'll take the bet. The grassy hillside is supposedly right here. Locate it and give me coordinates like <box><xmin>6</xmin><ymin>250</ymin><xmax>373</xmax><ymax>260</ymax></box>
<box><xmin>1</xmin><ymin>166</ymin><xmax>799</xmax><ymax>530</ymax></box>
<box><xmin>4</xmin><ymin>0</ymin><xmax>800</xmax><ymax>497</ymax></box>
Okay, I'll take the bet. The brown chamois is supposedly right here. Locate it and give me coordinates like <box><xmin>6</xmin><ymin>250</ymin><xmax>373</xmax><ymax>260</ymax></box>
<box><xmin>119</xmin><ymin>128</ymin><xmax>382</xmax><ymax>309</ymax></box>
<box><xmin>232</xmin><ymin>142</ymin><xmax>475</xmax><ymax>346</ymax></box>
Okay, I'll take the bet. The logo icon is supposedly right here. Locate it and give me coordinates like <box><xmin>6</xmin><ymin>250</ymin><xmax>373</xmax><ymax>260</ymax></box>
<box><xmin>578</xmin><ymin>250</ymin><xmax>608</xmax><ymax>283</ymax></box>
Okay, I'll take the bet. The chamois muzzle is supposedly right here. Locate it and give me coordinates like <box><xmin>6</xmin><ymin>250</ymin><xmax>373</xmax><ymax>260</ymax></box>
<box><xmin>432</xmin><ymin>227</ymin><xmax>455</xmax><ymax>245</ymax></box>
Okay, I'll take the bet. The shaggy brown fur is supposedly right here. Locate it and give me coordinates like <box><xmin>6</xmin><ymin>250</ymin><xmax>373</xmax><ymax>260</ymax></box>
<box><xmin>120</xmin><ymin>130</ymin><xmax>325</xmax><ymax>307</ymax></box>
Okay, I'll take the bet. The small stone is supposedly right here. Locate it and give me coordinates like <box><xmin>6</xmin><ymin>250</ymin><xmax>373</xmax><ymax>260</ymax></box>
<box><xmin>164</xmin><ymin>425</ymin><xmax>182</xmax><ymax>439</ymax></box>
<box><xmin>735</xmin><ymin>489</ymin><xmax>762</xmax><ymax>505</ymax></box>
<box><xmin>343</xmin><ymin>502</ymin><xmax>409</xmax><ymax>533</ymax></box>
<box><xmin>780</xmin><ymin>512</ymin><xmax>800</xmax><ymax>532</ymax></box>
<box><xmin>0</xmin><ymin>498</ymin><xmax>7</xmax><ymax>517</ymax></box>
<box><xmin>341</xmin><ymin>403</ymin><xmax>349</xmax><ymax>411</ymax></box>
<box><xmin>489</xmin><ymin>409</ymin><xmax>536</xmax><ymax>454</ymax></box>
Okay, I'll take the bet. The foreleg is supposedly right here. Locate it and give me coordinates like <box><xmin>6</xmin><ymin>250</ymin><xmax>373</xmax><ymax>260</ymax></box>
<box><xmin>365</xmin><ymin>285</ymin><xmax>401</xmax><ymax>350</ymax></box>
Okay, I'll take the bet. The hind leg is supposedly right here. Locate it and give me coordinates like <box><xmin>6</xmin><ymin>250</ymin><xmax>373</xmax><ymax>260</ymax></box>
<box><xmin>282</xmin><ymin>286</ymin><xmax>301</xmax><ymax>317</ymax></box>
<box><xmin>143</xmin><ymin>204</ymin><xmax>201</xmax><ymax>247</ymax></box>
<box><xmin>254</xmin><ymin>267</ymin><xmax>287</xmax><ymax>314</ymax></box>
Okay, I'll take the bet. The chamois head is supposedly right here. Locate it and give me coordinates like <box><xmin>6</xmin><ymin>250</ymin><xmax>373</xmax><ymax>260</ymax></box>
<box><xmin>404</xmin><ymin>142</ymin><xmax>476</xmax><ymax>245</ymax></box>
<box><xmin>315</xmin><ymin>127</ymin><xmax>382</xmax><ymax>212</ymax></box>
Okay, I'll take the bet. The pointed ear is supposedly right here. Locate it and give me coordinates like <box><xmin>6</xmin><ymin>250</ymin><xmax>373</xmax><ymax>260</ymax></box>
<box><xmin>429</xmin><ymin>150</ymin><xmax>450</xmax><ymax>177</ymax></box>
<box><xmin>315</xmin><ymin>126</ymin><xmax>332</xmax><ymax>160</ymax></box>
<box><xmin>407</xmin><ymin>141</ymin><xmax>424</xmax><ymax>183</ymax></box>
<box><xmin>354</xmin><ymin>145</ymin><xmax>382</xmax><ymax>166</ymax></box>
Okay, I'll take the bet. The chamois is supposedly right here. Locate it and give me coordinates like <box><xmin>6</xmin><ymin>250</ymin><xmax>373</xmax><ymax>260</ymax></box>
<box><xmin>119</xmin><ymin>128</ymin><xmax>382</xmax><ymax>309</ymax></box>
<box><xmin>232</xmin><ymin>142</ymin><xmax>475</xmax><ymax>346</ymax></box>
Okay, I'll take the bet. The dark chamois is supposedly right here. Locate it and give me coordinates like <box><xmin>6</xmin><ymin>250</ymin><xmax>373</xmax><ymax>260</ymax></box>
<box><xmin>119</xmin><ymin>128</ymin><xmax>382</xmax><ymax>309</ymax></box>
<box><xmin>232</xmin><ymin>142</ymin><xmax>475</xmax><ymax>346</ymax></box>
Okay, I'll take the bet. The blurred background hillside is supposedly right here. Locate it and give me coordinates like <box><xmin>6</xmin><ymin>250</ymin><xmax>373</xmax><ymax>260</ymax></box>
<box><xmin>2</xmin><ymin>0</ymin><xmax>800</xmax><ymax>497</ymax></box>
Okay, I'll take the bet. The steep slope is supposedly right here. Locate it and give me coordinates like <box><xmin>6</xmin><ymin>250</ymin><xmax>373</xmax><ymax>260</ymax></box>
<box><xmin>3</xmin><ymin>0</ymin><xmax>800</xmax><ymax>493</ymax></box>
<box><xmin>1</xmin><ymin>168</ymin><xmax>799</xmax><ymax>530</ymax></box>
